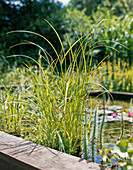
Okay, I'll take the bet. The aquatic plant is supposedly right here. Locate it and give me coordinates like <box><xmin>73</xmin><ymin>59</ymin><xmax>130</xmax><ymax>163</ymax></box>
<box><xmin>111</xmin><ymin>113</ymin><xmax>117</xmax><ymax>118</ymax></box>
<box><xmin>101</xmin><ymin>136</ymin><xmax>133</xmax><ymax>169</ymax></box>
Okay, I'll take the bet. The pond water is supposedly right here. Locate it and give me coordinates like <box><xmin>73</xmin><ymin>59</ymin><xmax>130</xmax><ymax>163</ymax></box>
<box><xmin>107</xmin><ymin>100</ymin><xmax>132</xmax><ymax>109</ymax></box>
<box><xmin>84</xmin><ymin>98</ymin><xmax>133</xmax><ymax>168</ymax></box>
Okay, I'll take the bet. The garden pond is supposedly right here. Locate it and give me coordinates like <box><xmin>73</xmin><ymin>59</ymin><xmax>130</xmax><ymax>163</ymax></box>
<box><xmin>83</xmin><ymin>98</ymin><xmax>133</xmax><ymax>168</ymax></box>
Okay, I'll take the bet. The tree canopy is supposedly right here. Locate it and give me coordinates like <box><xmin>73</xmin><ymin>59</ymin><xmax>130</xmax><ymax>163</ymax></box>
<box><xmin>0</xmin><ymin>0</ymin><xmax>132</xmax><ymax>69</ymax></box>
<box><xmin>69</xmin><ymin>0</ymin><xmax>133</xmax><ymax>16</ymax></box>
<box><xmin>0</xmin><ymin>0</ymin><xmax>66</xmax><ymax>66</ymax></box>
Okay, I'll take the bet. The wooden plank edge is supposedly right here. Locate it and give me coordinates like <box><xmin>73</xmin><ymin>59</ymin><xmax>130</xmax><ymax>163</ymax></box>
<box><xmin>0</xmin><ymin>131</ymin><xmax>102</xmax><ymax>170</ymax></box>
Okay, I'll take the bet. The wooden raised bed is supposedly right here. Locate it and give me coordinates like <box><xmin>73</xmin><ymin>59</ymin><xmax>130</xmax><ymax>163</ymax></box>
<box><xmin>89</xmin><ymin>90</ymin><xmax>133</xmax><ymax>100</ymax></box>
<box><xmin>0</xmin><ymin>131</ymin><xmax>103</xmax><ymax>170</ymax></box>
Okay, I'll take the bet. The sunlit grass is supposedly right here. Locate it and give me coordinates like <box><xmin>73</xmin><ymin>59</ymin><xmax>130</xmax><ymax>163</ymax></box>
<box><xmin>0</xmin><ymin>20</ymin><xmax>103</xmax><ymax>159</ymax></box>
<box><xmin>0</xmin><ymin>18</ymin><xmax>132</xmax><ymax>164</ymax></box>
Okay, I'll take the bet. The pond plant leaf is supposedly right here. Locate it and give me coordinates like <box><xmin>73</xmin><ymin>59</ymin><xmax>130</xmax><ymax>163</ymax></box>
<box><xmin>127</xmin><ymin>137</ymin><xmax>133</xmax><ymax>159</ymax></box>
<box><xmin>112</xmin><ymin>139</ymin><xmax>128</xmax><ymax>158</ymax></box>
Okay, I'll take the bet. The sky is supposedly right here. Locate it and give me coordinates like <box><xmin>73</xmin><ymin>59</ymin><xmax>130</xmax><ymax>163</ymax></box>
<box><xmin>55</xmin><ymin>0</ymin><xmax>70</xmax><ymax>5</ymax></box>
<box><xmin>7</xmin><ymin>0</ymin><xmax>71</xmax><ymax>6</ymax></box>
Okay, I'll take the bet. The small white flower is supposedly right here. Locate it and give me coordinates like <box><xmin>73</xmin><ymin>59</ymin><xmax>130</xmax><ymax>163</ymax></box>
<box><xmin>125</xmin><ymin>15</ymin><xmax>128</xmax><ymax>19</ymax></box>
<box><xmin>2</xmin><ymin>105</ymin><xmax>8</xmax><ymax>110</ymax></box>
<box><xmin>128</xmin><ymin>23</ymin><xmax>131</xmax><ymax>28</ymax></box>
<box><xmin>125</xmin><ymin>31</ymin><xmax>129</xmax><ymax>37</ymax></box>
<box><xmin>125</xmin><ymin>41</ymin><xmax>128</xmax><ymax>44</ymax></box>
<box><xmin>112</xmin><ymin>26</ymin><xmax>115</xmax><ymax>31</ymax></box>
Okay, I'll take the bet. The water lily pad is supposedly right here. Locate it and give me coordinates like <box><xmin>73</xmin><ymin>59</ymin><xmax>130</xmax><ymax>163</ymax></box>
<box><xmin>112</xmin><ymin>139</ymin><xmax>128</xmax><ymax>158</ymax></box>
<box><xmin>98</xmin><ymin>110</ymin><xmax>113</xmax><ymax>115</ymax></box>
<box><xmin>108</xmin><ymin>105</ymin><xmax>123</xmax><ymax>111</ymax></box>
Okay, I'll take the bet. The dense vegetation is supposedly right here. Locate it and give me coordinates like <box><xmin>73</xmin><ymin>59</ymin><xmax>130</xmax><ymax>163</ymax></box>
<box><xmin>0</xmin><ymin>1</ymin><xmax>133</xmax><ymax>92</ymax></box>
<box><xmin>0</xmin><ymin>1</ymin><xmax>133</xmax><ymax>169</ymax></box>
<box><xmin>0</xmin><ymin>0</ymin><xmax>133</xmax><ymax>67</ymax></box>
<box><xmin>0</xmin><ymin>38</ymin><xmax>132</xmax><ymax>168</ymax></box>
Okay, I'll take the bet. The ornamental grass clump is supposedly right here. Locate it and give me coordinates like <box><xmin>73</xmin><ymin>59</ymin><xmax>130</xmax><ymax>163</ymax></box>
<box><xmin>0</xmin><ymin>18</ymin><xmax>124</xmax><ymax>160</ymax></box>
<box><xmin>0</xmin><ymin>19</ymin><xmax>105</xmax><ymax>158</ymax></box>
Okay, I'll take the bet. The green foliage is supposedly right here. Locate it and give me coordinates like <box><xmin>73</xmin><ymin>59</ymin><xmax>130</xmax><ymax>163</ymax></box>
<box><xmin>63</xmin><ymin>8</ymin><xmax>92</xmax><ymax>51</ymax></box>
<box><xmin>0</xmin><ymin>1</ymin><xmax>132</xmax><ymax>168</ymax></box>
<box><xmin>97</xmin><ymin>59</ymin><xmax>133</xmax><ymax>93</ymax></box>
<box><xmin>69</xmin><ymin>0</ymin><xmax>101</xmax><ymax>15</ymax></box>
<box><xmin>91</xmin><ymin>12</ymin><xmax>133</xmax><ymax>64</ymax></box>
<box><xmin>0</xmin><ymin>0</ymin><xmax>65</xmax><ymax>67</ymax></box>
<box><xmin>0</xmin><ymin>0</ymin><xmax>133</xmax><ymax>69</ymax></box>
<box><xmin>69</xmin><ymin>0</ymin><xmax>133</xmax><ymax>16</ymax></box>
<box><xmin>0</xmin><ymin>18</ymin><xmax>132</xmax><ymax>167</ymax></box>
<box><xmin>64</xmin><ymin>3</ymin><xmax>133</xmax><ymax>65</ymax></box>
<box><xmin>100</xmin><ymin>136</ymin><xmax>133</xmax><ymax>169</ymax></box>
<box><xmin>99</xmin><ymin>0</ymin><xmax>132</xmax><ymax>16</ymax></box>
<box><xmin>0</xmin><ymin>25</ymin><xmax>101</xmax><ymax>157</ymax></box>
<box><xmin>0</xmin><ymin>43</ymin><xmax>10</xmax><ymax>72</ymax></box>
<box><xmin>0</xmin><ymin>59</ymin><xmax>100</xmax><ymax>156</ymax></box>
<box><xmin>64</xmin><ymin>1</ymin><xmax>133</xmax><ymax>92</ymax></box>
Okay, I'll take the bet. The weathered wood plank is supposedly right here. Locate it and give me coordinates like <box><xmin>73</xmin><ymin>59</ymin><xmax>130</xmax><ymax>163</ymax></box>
<box><xmin>0</xmin><ymin>131</ymin><xmax>101</xmax><ymax>170</ymax></box>
<box><xmin>89</xmin><ymin>90</ymin><xmax>133</xmax><ymax>100</ymax></box>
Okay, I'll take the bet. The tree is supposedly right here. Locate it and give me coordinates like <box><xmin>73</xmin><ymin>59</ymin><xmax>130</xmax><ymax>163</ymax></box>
<box><xmin>100</xmin><ymin>0</ymin><xmax>132</xmax><ymax>16</ymax></box>
<box><xmin>65</xmin><ymin>0</ymin><xmax>133</xmax><ymax>65</ymax></box>
<box><xmin>69</xmin><ymin>0</ymin><xmax>101</xmax><ymax>15</ymax></box>
<box><xmin>69</xmin><ymin>0</ymin><xmax>133</xmax><ymax>16</ymax></box>
<box><xmin>0</xmin><ymin>0</ymin><xmax>66</xmax><ymax>67</ymax></box>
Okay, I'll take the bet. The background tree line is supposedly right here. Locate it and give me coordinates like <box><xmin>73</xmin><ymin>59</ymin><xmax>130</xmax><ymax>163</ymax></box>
<box><xmin>0</xmin><ymin>0</ymin><xmax>66</xmax><ymax>68</ymax></box>
<box><xmin>0</xmin><ymin>0</ymin><xmax>133</xmax><ymax>70</ymax></box>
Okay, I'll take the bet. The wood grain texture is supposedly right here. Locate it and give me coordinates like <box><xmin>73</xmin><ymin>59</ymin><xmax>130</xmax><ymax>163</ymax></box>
<box><xmin>0</xmin><ymin>131</ymin><xmax>101</xmax><ymax>170</ymax></box>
